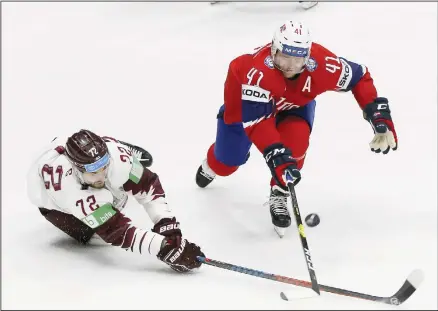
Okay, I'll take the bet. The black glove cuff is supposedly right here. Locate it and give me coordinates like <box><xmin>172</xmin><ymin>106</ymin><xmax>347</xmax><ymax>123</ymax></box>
<box><xmin>152</xmin><ymin>217</ymin><xmax>182</xmax><ymax>238</ymax></box>
<box><xmin>363</xmin><ymin>97</ymin><xmax>392</xmax><ymax>122</ymax></box>
<box><xmin>263</xmin><ymin>143</ymin><xmax>296</xmax><ymax>168</ymax></box>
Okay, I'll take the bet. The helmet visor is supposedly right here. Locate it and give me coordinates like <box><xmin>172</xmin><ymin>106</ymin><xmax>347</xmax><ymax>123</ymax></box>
<box><xmin>82</xmin><ymin>164</ymin><xmax>109</xmax><ymax>187</ymax></box>
<box><xmin>77</xmin><ymin>153</ymin><xmax>110</xmax><ymax>188</ymax></box>
<box><xmin>83</xmin><ymin>153</ymin><xmax>110</xmax><ymax>173</ymax></box>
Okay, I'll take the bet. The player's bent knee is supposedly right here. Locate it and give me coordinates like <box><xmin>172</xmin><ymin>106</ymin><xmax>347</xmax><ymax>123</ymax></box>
<box><xmin>39</xmin><ymin>208</ymin><xmax>95</xmax><ymax>244</ymax></box>
<box><xmin>207</xmin><ymin>144</ymin><xmax>239</xmax><ymax>176</ymax></box>
<box><xmin>295</xmin><ymin>152</ymin><xmax>307</xmax><ymax>170</ymax></box>
<box><xmin>278</xmin><ymin>117</ymin><xmax>311</xmax><ymax>153</ymax></box>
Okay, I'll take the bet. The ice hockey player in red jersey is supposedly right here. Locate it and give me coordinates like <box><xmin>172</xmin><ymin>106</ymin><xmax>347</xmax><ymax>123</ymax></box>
<box><xmin>27</xmin><ymin>129</ymin><xmax>204</xmax><ymax>272</ymax></box>
<box><xmin>195</xmin><ymin>20</ymin><xmax>398</xmax><ymax>236</ymax></box>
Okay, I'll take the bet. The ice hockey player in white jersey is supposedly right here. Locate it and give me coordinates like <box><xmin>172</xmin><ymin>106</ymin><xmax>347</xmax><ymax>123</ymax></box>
<box><xmin>26</xmin><ymin>129</ymin><xmax>204</xmax><ymax>273</ymax></box>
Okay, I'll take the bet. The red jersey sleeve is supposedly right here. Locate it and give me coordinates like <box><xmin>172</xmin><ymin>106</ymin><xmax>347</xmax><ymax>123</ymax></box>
<box><xmin>311</xmin><ymin>43</ymin><xmax>378</xmax><ymax>109</ymax></box>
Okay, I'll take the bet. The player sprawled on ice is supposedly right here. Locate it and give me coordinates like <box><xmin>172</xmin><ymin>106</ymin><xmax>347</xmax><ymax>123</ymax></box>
<box><xmin>196</xmin><ymin>20</ymin><xmax>398</xmax><ymax>237</ymax></box>
<box><xmin>27</xmin><ymin>129</ymin><xmax>204</xmax><ymax>272</ymax></box>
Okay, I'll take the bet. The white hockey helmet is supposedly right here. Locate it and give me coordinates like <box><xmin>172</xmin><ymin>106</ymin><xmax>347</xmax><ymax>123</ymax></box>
<box><xmin>271</xmin><ymin>20</ymin><xmax>312</xmax><ymax>75</ymax></box>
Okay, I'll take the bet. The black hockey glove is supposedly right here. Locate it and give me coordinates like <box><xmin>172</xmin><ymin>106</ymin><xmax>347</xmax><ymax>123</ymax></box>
<box><xmin>263</xmin><ymin>143</ymin><xmax>301</xmax><ymax>190</ymax></box>
<box><xmin>363</xmin><ymin>97</ymin><xmax>398</xmax><ymax>154</ymax></box>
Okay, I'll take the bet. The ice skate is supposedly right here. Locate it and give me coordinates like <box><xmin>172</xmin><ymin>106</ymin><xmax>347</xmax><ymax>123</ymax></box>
<box><xmin>299</xmin><ymin>1</ymin><xmax>318</xmax><ymax>9</ymax></box>
<box><xmin>196</xmin><ymin>159</ymin><xmax>216</xmax><ymax>188</ymax></box>
<box><xmin>267</xmin><ymin>185</ymin><xmax>291</xmax><ymax>238</ymax></box>
<box><xmin>118</xmin><ymin>140</ymin><xmax>153</xmax><ymax>168</ymax></box>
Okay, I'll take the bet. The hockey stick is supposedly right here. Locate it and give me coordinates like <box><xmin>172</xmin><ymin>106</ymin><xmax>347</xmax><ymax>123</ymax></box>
<box><xmin>284</xmin><ymin>170</ymin><xmax>320</xmax><ymax>295</ymax></box>
<box><xmin>196</xmin><ymin>256</ymin><xmax>424</xmax><ymax>306</ymax></box>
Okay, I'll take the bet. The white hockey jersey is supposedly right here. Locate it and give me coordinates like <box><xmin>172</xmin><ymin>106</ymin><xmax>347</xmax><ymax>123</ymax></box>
<box><xmin>26</xmin><ymin>136</ymin><xmax>173</xmax><ymax>257</ymax></box>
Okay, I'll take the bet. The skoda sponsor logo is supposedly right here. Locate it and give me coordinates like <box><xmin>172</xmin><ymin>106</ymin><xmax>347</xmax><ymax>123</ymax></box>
<box><xmin>336</xmin><ymin>58</ymin><xmax>353</xmax><ymax>90</ymax></box>
<box><xmin>242</xmin><ymin>89</ymin><xmax>268</xmax><ymax>100</ymax></box>
<box><xmin>241</xmin><ymin>84</ymin><xmax>270</xmax><ymax>103</ymax></box>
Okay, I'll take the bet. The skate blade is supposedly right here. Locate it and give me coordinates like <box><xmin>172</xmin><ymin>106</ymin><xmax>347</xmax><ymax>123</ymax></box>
<box><xmin>301</xmin><ymin>2</ymin><xmax>318</xmax><ymax>9</ymax></box>
<box><xmin>274</xmin><ymin>226</ymin><xmax>286</xmax><ymax>238</ymax></box>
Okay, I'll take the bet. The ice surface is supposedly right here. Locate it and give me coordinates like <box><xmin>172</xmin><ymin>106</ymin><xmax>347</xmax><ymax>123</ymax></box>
<box><xmin>2</xmin><ymin>2</ymin><xmax>437</xmax><ymax>309</ymax></box>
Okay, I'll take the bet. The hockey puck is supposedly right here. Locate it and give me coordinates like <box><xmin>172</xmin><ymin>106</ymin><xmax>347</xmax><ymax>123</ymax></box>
<box><xmin>305</xmin><ymin>213</ymin><xmax>320</xmax><ymax>227</ymax></box>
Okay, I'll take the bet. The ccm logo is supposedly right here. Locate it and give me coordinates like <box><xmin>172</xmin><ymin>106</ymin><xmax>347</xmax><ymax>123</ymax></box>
<box><xmin>304</xmin><ymin>248</ymin><xmax>315</xmax><ymax>271</ymax></box>
<box><xmin>264</xmin><ymin>148</ymin><xmax>286</xmax><ymax>163</ymax></box>
<box><xmin>377</xmin><ymin>103</ymin><xmax>388</xmax><ymax>110</ymax></box>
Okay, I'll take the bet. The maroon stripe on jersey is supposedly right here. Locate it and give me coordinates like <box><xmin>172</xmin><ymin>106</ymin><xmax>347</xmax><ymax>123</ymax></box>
<box><xmin>101</xmin><ymin>136</ymin><xmax>120</xmax><ymax>143</ymax></box>
<box><xmin>121</xmin><ymin>227</ymin><xmax>136</xmax><ymax>249</ymax></box>
<box><xmin>130</xmin><ymin>232</ymin><xmax>138</xmax><ymax>252</ymax></box>
<box><xmin>96</xmin><ymin>211</ymin><xmax>132</xmax><ymax>246</ymax></box>
<box><xmin>139</xmin><ymin>232</ymin><xmax>147</xmax><ymax>254</ymax></box>
<box><xmin>123</xmin><ymin>167</ymin><xmax>165</xmax><ymax>198</ymax></box>
<box><xmin>148</xmin><ymin>234</ymin><xmax>158</xmax><ymax>255</ymax></box>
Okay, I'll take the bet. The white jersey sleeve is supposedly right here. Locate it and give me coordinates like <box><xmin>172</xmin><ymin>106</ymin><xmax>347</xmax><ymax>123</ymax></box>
<box><xmin>104</xmin><ymin>138</ymin><xmax>174</xmax><ymax>224</ymax></box>
<box><xmin>27</xmin><ymin>136</ymin><xmax>68</xmax><ymax>208</ymax></box>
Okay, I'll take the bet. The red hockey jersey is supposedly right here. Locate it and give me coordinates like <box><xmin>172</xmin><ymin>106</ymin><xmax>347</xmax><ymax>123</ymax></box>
<box><xmin>223</xmin><ymin>42</ymin><xmax>378</xmax><ymax>152</ymax></box>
